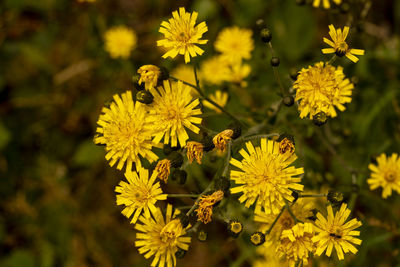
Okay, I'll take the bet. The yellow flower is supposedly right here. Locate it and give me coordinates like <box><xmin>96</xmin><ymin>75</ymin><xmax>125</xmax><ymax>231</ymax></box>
<box><xmin>230</xmin><ymin>138</ymin><xmax>304</xmax><ymax>215</ymax></box>
<box><xmin>94</xmin><ymin>91</ymin><xmax>158</xmax><ymax>171</ymax></box>
<box><xmin>135</xmin><ymin>204</ymin><xmax>191</xmax><ymax>267</ymax></box>
<box><xmin>138</xmin><ymin>65</ymin><xmax>161</xmax><ymax>90</ymax></box>
<box><xmin>215</xmin><ymin>26</ymin><xmax>254</xmax><ymax>63</ymax></box>
<box><xmin>213</xmin><ymin>129</ymin><xmax>234</xmax><ymax>152</ymax></box>
<box><xmin>157</xmin><ymin>7</ymin><xmax>208</xmax><ymax>63</ymax></box>
<box><xmin>312</xmin><ymin>203</ymin><xmax>362</xmax><ymax>260</ymax></box>
<box><xmin>203</xmin><ymin>90</ymin><xmax>229</xmax><ymax>114</ymax></box>
<box><xmin>195</xmin><ymin>190</ymin><xmax>224</xmax><ymax>224</ymax></box>
<box><xmin>148</xmin><ymin>80</ymin><xmax>202</xmax><ymax>147</ymax></box>
<box><xmin>277</xmin><ymin>223</ymin><xmax>315</xmax><ymax>267</ymax></box>
<box><xmin>313</xmin><ymin>0</ymin><xmax>342</xmax><ymax>9</ymax></box>
<box><xmin>367</xmin><ymin>153</ymin><xmax>400</xmax><ymax>198</ymax></box>
<box><xmin>155</xmin><ymin>159</ymin><xmax>171</xmax><ymax>183</ymax></box>
<box><xmin>294</xmin><ymin>62</ymin><xmax>354</xmax><ymax>119</ymax></box>
<box><xmin>200</xmin><ymin>56</ymin><xmax>231</xmax><ymax>85</ymax></box>
<box><xmin>254</xmin><ymin>198</ymin><xmax>315</xmax><ymax>242</ymax></box>
<box><xmin>227</xmin><ymin>60</ymin><xmax>251</xmax><ymax>87</ymax></box>
<box><xmin>322</xmin><ymin>25</ymin><xmax>365</xmax><ymax>63</ymax></box>
<box><xmin>115</xmin><ymin>167</ymin><xmax>166</xmax><ymax>224</ymax></box>
<box><xmin>104</xmin><ymin>26</ymin><xmax>137</xmax><ymax>59</ymax></box>
<box><xmin>186</xmin><ymin>141</ymin><xmax>204</xmax><ymax>164</ymax></box>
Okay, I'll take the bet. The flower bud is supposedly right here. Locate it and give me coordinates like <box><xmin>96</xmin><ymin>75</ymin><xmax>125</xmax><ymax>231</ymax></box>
<box><xmin>132</xmin><ymin>74</ymin><xmax>145</xmax><ymax>91</ymax></box>
<box><xmin>250</xmin><ymin>232</ymin><xmax>265</xmax><ymax>246</ymax></box>
<box><xmin>260</xmin><ymin>28</ymin><xmax>272</xmax><ymax>43</ymax></box>
<box><xmin>136</xmin><ymin>90</ymin><xmax>153</xmax><ymax>104</ymax></box>
<box><xmin>289</xmin><ymin>68</ymin><xmax>299</xmax><ymax>81</ymax></box>
<box><xmin>227</xmin><ymin>219</ymin><xmax>243</xmax><ymax>238</ymax></box>
<box><xmin>313</xmin><ymin>112</ymin><xmax>327</xmax><ymax>126</ymax></box>
<box><xmin>271</xmin><ymin>57</ymin><xmax>280</xmax><ymax>67</ymax></box>
<box><xmin>197</xmin><ymin>230</ymin><xmax>207</xmax><ymax>242</ymax></box>
<box><xmin>283</xmin><ymin>95</ymin><xmax>294</xmax><ymax>107</ymax></box>
<box><xmin>327</xmin><ymin>190</ymin><xmax>344</xmax><ymax>206</ymax></box>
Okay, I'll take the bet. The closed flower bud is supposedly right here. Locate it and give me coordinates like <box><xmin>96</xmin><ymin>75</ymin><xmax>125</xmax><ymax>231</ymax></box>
<box><xmin>136</xmin><ymin>90</ymin><xmax>153</xmax><ymax>104</ymax></box>
<box><xmin>197</xmin><ymin>230</ymin><xmax>207</xmax><ymax>242</ymax></box>
<box><xmin>271</xmin><ymin>57</ymin><xmax>280</xmax><ymax>67</ymax></box>
<box><xmin>250</xmin><ymin>232</ymin><xmax>265</xmax><ymax>246</ymax></box>
<box><xmin>256</xmin><ymin>19</ymin><xmax>265</xmax><ymax>29</ymax></box>
<box><xmin>327</xmin><ymin>190</ymin><xmax>344</xmax><ymax>206</ymax></box>
<box><xmin>168</xmin><ymin>151</ymin><xmax>183</xmax><ymax>168</ymax></box>
<box><xmin>227</xmin><ymin>219</ymin><xmax>243</xmax><ymax>238</ymax></box>
<box><xmin>283</xmin><ymin>95</ymin><xmax>294</xmax><ymax>107</ymax></box>
<box><xmin>175</xmin><ymin>249</ymin><xmax>186</xmax><ymax>259</ymax></box>
<box><xmin>132</xmin><ymin>75</ymin><xmax>145</xmax><ymax>91</ymax></box>
<box><xmin>290</xmin><ymin>68</ymin><xmax>299</xmax><ymax>81</ymax></box>
<box><xmin>313</xmin><ymin>112</ymin><xmax>327</xmax><ymax>126</ymax></box>
<box><xmin>260</xmin><ymin>28</ymin><xmax>272</xmax><ymax>43</ymax></box>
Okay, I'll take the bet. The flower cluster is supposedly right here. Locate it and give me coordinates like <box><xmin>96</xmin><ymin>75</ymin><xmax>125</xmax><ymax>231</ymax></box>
<box><xmin>94</xmin><ymin>6</ymin><xmax>371</xmax><ymax>267</ymax></box>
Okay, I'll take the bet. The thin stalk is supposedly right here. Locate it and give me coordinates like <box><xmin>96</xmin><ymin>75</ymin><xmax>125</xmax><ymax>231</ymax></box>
<box><xmin>327</xmin><ymin>55</ymin><xmax>337</xmax><ymax>65</ymax></box>
<box><xmin>167</xmin><ymin>194</ymin><xmax>199</xmax><ymax>198</ymax></box>
<box><xmin>298</xmin><ymin>193</ymin><xmax>327</xmax><ymax>198</ymax></box>
<box><xmin>265</xmin><ymin>206</ymin><xmax>285</xmax><ymax>235</ymax></box>
<box><xmin>285</xmin><ymin>199</ymin><xmax>303</xmax><ymax>224</ymax></box>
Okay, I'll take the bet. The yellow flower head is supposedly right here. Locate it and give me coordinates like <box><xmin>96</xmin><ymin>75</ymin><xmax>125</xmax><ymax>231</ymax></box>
<box><xmin>138</xmin><ymin>65</ymin><xmax>161</xmax><ymax>90</ymax></box>
<box><xmin>155</xmin><ymin>159</ymin><xmax>171</xmax><ymax>183</ymax></box>
<box><xmin>277</xmin><ymin>223</ymin><xmax>315</xmax><ymax>267</ymax></box>
<box><xmin>294</xmin><ymin>62</ymin><xmax>354</xmax><ymax>119</ymax></box>
<box><xmin>254</xmin><ymin>197</ymin><xmax>315</xmax><ymax>242</ymax></box>
<box><xmin>200</xmin><ymin>56</ymin><xmax>231</xmax><ymax>85</ymax></box>
<box><xmin>157</xmin><ymin>7</ymin><xmax>208</xmax><ymax>63</ymax></box>
<box><xmin>148</xmin><ymin>80</ymin><xmax>202</xmax><ymax>147</ymax></box>
<box><xmin>215</xmin><ymin>26</ymin><xmax>254</xmax><ymax>63</ymax></box>
<box><xmin>115</xmin><ymin>167</ymin><xmax>167</xmax><ymax>224</ymax></box>
<box><xmin>322</xmin><ymin>25</ymin><xmax>365</xmax><ymax>63</ymax></box>
<box><xmin>227</xmin><ymin>60</ymin><xmax>251</xmax><ymax>87</ymax></box>
<box><xmin>368</xmin><ymin>153</ymin><xmax>400</xmax><ymax>198</ymax></box>
<box><xmin>94</xmin><ymin>91</ymin><xmax>158</xmax><ymax>171</ymax></box>
<box><xmin>203</xmin><ymin>90</ymin><xmax>229</xmax><ymax>114</ymax></box>
<box><xmin>213</xmin><ymin>129</ymin><xmax>234</xmax><ymax>152</ymax></box>
<box><xmin>135</xmin><ymin>204</ymin><xmax>191</xmax><ymax>267</ymax></box>
<box><xmin>312</xmin><ymin>203</ymin><xmax>362</xmax><ymax>260</ymax></box>
<box><xmin>195</xmin><ymin>190</ymin><xmax>224</xmax><ymax>224</ymax></box>
<box><xmin>313</xmin><ymin>0</ymin><xmax>342</xmax><ymax>9</ymax></box>
<box><xmin>230</xmin><ymin>138</ymin><xmax>304</xmax><ymax>215</ymax></box>
<box><xmin>186</xmin><ymin>141</ymin><xmax>204</xmax><ymax>164</ymax></box>
<box><xmin>104</xmin><ymin>26</ymin><xmax>137</xmax><ymax>59</ymax></box>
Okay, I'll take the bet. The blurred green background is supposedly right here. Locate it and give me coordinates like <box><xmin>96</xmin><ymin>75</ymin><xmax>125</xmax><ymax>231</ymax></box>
<box><xmin>0</xmin><ymin>0</ymin><xmax>400</xmax><ymax>266</ymax></box>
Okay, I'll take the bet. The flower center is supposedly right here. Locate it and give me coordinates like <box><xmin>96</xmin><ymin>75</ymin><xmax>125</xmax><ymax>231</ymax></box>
<box><xmin>177</xmin><ymin>31</ymin><xmax>190</xmax><ymax>43</ymax></box>
<box><xmin>160</xmin><ymin>219</ymin><xmax>181</xmax><ymax>243</ymax></box>
<box><xmin>384</xmin><ymin>170</ymin><xmax>397</xmax><ymax>182</ymax></box>
<box><xmin>335</xmin><ymin>42</ymin><xmax>348</xmax><ymax>56</ymax></box>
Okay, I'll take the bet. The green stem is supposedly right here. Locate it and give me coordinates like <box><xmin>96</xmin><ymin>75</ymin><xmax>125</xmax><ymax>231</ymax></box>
<box><xmin>193</xmin><ymin>63</ymin><xmax>201</xmax><ymax>89</ymax></box>
<box><xmin>167</xmin><ymin>194</ymin><xmax>199</xmax><ymax>198</ymax></box>
<box><xmin>327</xmin><ymin>55</ymin><xmax>337</xmax><ymax>65</ymax></box>
<box><xmin>233</xmin><ymin>133</ymin><xmax>279</xmax><ymax>145</ymax></box>
<box><xmin>222</xmin><ymin>141</ymin><xmax>232</xmax><ymax>177</ymax></box>
<box><xmin>267</xmin><ymin>42</ymin><xmax>287</xmax><ymax>95</ymax></box>
<box><xmin>298</xmin><ymin>193</ymin><xmax>327</xmax><ymax>198</ymax></box>
<box><xmin>265</xmin><ymin>206</ymin><xmax>285</xmax><ymax>235</ymax></box>
<box><xmin>285</xmin><ymin>199</ymin><xmax>303</xmax><ymax>224</ymax></box>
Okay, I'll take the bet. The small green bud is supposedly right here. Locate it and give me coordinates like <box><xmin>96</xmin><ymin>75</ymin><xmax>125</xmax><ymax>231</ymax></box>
<box><xmin>327</xmin><ymin>190</ymin><xmax>344</xmax><ymax>206</ymax></box>
<box><xmin>136</xmin><ymin>90</ymin><xmax>153</xmax><ymax>104</ymax></box>
<box><xmin>197</xmin><ymin>230</ymin><xmax>207</xmax><ymax>242</ymax></box>
<box><xmin>271</xmin><ymin>57</ymin><xmax>280</xmax><ymax>67</ymax></box>
<box><xmin>313</xmin><ymin>112</ymin><xmax>327</xmax><ymax>126</ymax></box>
<box><xmin>283</xmin><ymin>95</ymin><xmax>294</xmax><ymax>107</ymax></box>
<box><xmin>250</xmin><ymin>232</ymin><xmax>265</xmax><ymax>246</ymax></box>
<box><xmin>260</xmin><ymin>28</ymin><xmax>272</xmax><ymax>43</ymax></box>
